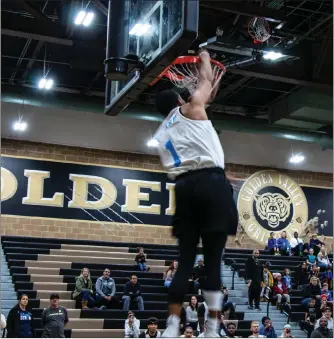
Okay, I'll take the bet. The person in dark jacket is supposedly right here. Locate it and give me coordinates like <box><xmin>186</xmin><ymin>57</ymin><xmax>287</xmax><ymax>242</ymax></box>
<box><xmin>123</xmin><ymin>275</ymin><xmax>144</xmax><ymax>311</ymax></box>
<box><xmin>135</xmin><ymin>247</ymin><xmax>150</xmax><ymax>272</ymax></box>
<box><xmin>310</xmin><ymin>317</ymin><xmax>333</xmax><ymax>338</ymax></box>
<box><xmin>302</xmin><ymin>276</ymin><xmax>321</xmax><ymax>307</ymax></box>
<box><xmin>72</xmin><ymin>267</ymin><xmax>94</xmax><ymax>309</ymax></box>
<box><xmin>6</xmin><ymin>294</ymin><xmax>35</xmax><ymax>338</ymax></box>
<box><xmin>245</xmin><ymin>249</ymin><xmax>263</xmax><ymax>311</ymax></box>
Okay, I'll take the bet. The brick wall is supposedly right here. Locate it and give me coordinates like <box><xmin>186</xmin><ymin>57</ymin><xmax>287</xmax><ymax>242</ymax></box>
<box><xmin>1</xmin><ymin>138</ymin><xmax>333</xmax><ymax>249</ymax></box>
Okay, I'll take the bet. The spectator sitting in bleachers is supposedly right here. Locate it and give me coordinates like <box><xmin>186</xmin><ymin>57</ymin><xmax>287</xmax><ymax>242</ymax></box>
<box><xmin>302</xmin><ymin>276</ymin><xmax>321</xmax><ymax>307</ymax></box>
<box><xmin>185</xmin><ymin>296</ymin><xmax>199</xmax><ymax>333</ymax></box>
<box><xmin>248</xmin><ymin>321</ymin><xmax>266</xmax><ymax>338</ymax></box>
<box><xmin>164</xmin><ymin>260</ymin><xmax>178</xmax><ymax>288</ymax></box>
<box><xmin>135</xmin><ymin>247</ymin><xmax>150</xmax><ymax>272</ymax></box>
<box><xmin>307</xmin><ymin>249</ymin><xmax>317</xmax><ymax>269</ymax></box>
<box><xmin>309</xmin><ymin>263</ymin><xmax>320</xmax><ymax>278</ymax></box>
<box><xmin>320</xmin><ymin>283</ymin><xmax>333</xmax><ymax>303</ymax></box>
<box><xmin>277</xmin><ymin>231</ymin><xmax>291</xmax><ymax>256</ymax></box>
<box><xmin>317</xmin><ymin>247</ymin><xmax>332</xmax><ymax>269</ymax></box>
<box><xmin>222</xmin><ymin>322</ymin><xmax>242</xmax><ymax>338</ymax></box>
<box><xmin>290</xmin><ymin>232</ymin><xmax>308</xmax><ymax>256</ymax></box>
<box><xmin>258</xmin><ymin>317</ymin><xmax>277</xmax><ymax>338</ymax></box>
<box><xmin>260</xmin><ymin>262</ymin><xmax>273</xmax><ymax>301</ymax></box>
<box><xmin>279</xmin><ymin>324</ymin><xmax>294</xmax><ymax>338</ymax></box>
<box><xmin>272</xmin><ymin>273</ymin><xmax>290</xmax><ymax>309</ymax></box>
<box><xmin>309</xmin><ymin>234</ymin><xmax>325</xmax><ymax>256</ymax></box>
<box><xmin>267</xmin><ymin>232</ymin><xmax>280</xmax><ymax>255</ymax></box>
<box><xmin>72</xmin><ymin>267</ymin><xmax>94</xmax><ymax>309</ymax></box>
<box><xmin>179</xmin><ymin>326</ymin><xmax>196</xmax><ymax>338</ymax></box>
<box><xmin>124</xmin><ymin>311</ymin><xmax>140</xmax><ymax>338</ymax></box>
<box><xmin>221</xmin><ymin>287</ymin><xmax>236</xmax><ymax>320</ymax></box>
<box><xmin>281</xmin><ymin>268</ymin><xmax>292</xmax><ymax>293</ymax></box>
<box><xmin>192</xmin><ymin>258</ymin><xmax>206</xmax><ymax>294</ymax></box>
<box><xmin>139</xmin><ymin>317</ymin><xmax>161</xmax><ymax>338</ymax></box>
<box><xmin>315</xmin><ymin>307</ymin><xmax>333</xmax><ymax>330</ymax></box>
<box><xmin>320</xmin><ymin>267</ymin><xmax>333</xmax><ymax>289</ymax></box>
<box><xmin>95</xmin><ymin>268</ymin><xmax>121</xmax><ymax>310</ymax></box>
<box><xmin>219</xmin><ymin>314</ymin><xmax>228</xmax><ymax>337</ymax></box>
<box><xmin>310</xmin><ymin>316</ymin><xmax>333</xmax><ymax>338</ymax></box>
<box><xmin>319</xmin><ymin>294</ymin><xmax>330</xmax><ymax>313</ymax></box>
<box><xmin>123</xmin><ymin>275</ymin><xmax>144</xmax><ymax>311</ymax></box>
<box><xmin>296</xmin><ymin>262</ymin><xmax>309</xmax><ymax>288</ymax></box>
<box><xmin>300</xmin><ymin>298</ymin><xmax>317</xmax><ymax>338</ymax></box>
<box><xmin>6</xmin><ymin>294</ymin><xmax>35</xmax><ymax>338</ymax></box>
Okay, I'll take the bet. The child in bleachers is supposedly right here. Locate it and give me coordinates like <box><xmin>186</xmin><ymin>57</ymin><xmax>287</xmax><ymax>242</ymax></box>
<box><xmin>309</xmin><ymin>263</ymin><xmax>320</xmax><ymax>278</ymax></box>
<box><xmin>321</xmin><ymin>283</ymin><xmax>333</xmax><ymax>303</ymax></box>
<box><xmin>267</xmin><ymin>232</ymin><xmax>280</xmax><ymax>255</ymax></box>
<box><xmin>260</xmin><ymin>262</ymin><xmax>273</xmax><ymax>301</ymax></box>
<box><xmin>135</xmin><ymin>247</ymin><xmax>150</xmax><ymax>272</ymax></box>
<box><xmin>307</xmin><ymin>248</ymin><xmax>317</xmax><ymax>269</ymax></box>
<box><xmin>272</xmin><ymin>273</ymin><xmax>290</xmax><ymax>309</ymax></box>
<box><xmin>282</xmin><ymin>268</ymin><xmax>292</xmax><ymax>293</ymax></box>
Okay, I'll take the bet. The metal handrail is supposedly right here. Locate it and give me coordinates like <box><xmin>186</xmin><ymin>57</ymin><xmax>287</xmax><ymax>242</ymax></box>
<box><xmin>224</xmin><ymin>258</ymin><xmax>238</xmax><ymax>290</ymax></box>
<box><xmin>264</xmin><ymin>286</ymin><xmax>271</xmax><ymax>318</ymax></box>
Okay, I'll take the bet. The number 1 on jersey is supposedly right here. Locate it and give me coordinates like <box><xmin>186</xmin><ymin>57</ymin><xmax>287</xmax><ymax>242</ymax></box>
<box><xmin>165</xmin><ymin>140</ymin><xmax>181</xmax><ymax>167</ymax></box>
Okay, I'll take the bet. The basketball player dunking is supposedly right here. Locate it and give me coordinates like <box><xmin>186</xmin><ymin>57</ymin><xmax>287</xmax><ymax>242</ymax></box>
<box><xmin>154</xmin><ymin>50</ymin><xmax>238</xmax><ymax>337</ymax></box>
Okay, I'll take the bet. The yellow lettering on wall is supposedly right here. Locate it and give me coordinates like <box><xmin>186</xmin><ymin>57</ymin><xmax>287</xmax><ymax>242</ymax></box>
<box><xmin>165</xmin><ymin>183</ymin><xmax>175</xmax><ymax>215</ymax></box>
<box><xmin>1</xmin><ymin>167</ymin><xmax>18</xmax><ymax>201</ymax></box>
<box><xmin>22</xmin><ymin>170</ymin><xmax>64</xmax><ymax>207</ymax></box>
<box><xmin>68</xmin><ymin>174</ymin><xmax>117</xmax><ymax>210</ymax></box>
<box><xmin>122</xmin><ymin>179</ymin><xmax>161</xmax><ymax>214</ymax></box>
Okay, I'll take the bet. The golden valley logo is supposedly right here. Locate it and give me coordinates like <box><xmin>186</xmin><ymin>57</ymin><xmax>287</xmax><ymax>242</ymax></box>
<box><xmin>237</xmin><ymin>170</ymin><xmax>308</xmax><ymax>245</ymax></box>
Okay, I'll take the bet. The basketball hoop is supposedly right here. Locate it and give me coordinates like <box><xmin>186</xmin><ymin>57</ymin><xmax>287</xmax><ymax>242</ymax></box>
<box><xmin>248</xmin><ymin>17</ymin><xmax>271</xmax><ymax>44</ymax></box>
<box><xmin>150</xmin><ymin>56</ymin><xmax>226</xmax><ymax>95</ymax></box>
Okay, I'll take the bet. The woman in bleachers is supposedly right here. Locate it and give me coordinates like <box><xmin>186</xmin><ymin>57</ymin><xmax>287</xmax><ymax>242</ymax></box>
<box><xmin>185</xmin><ymin>296</ymin><xmax>199</xmax><ymax>334</ymax></box>
<box><xmin>267</xmin><ymin>232</ymin><xmax>280</xmax><ymax>255</ymax></box>
<box><xmin>277</xmin><ymin>231</ymin><xmax>291</xmax><ymax>256</ymax></box>
<box><xmin>272</xmin><ymin>273</ymin><xmax>290</xmax><ymax>309</ymax></box>
<box><xmin>296</xmin><ymin>262</ymin><xmax>309</xmax><ymax>288</ymax></box>
<box><xmin>6</xmin><ymin>294</ymin><xmax>35</xmax><ymax>338</ymax></box>
<box><xmin>317</xmin><ymin>247</ymin><xmax>332</xmax><ymax>269</ymax></box>
<box><xmin>164</xmin><ymin>261</ymin><xmax>178</xmax><ymax>288</ymax></box>
<box><xmin>124</xmin><ymin>311</ymin><xmax>140</xmax><ymax>338</ymax></box>
<box><xmin>135</xmin><ymin>247</ymin><xmax>150</xmax><ymax>272</ymax></box>
<box><xmin>73</xmin><ymin>267</ymin><xmax>95</xmax><ymax>309</ymax></box>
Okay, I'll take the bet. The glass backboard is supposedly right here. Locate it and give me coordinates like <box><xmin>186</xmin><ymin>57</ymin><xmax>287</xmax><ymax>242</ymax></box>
<box><xmin>105</xmin><ymin>0</ymin><xmax>198</xmax><ymax>116</ymax></box>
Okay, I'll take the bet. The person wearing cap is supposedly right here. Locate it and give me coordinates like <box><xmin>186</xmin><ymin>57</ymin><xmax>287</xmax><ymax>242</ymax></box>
<box><xmin>279</xmin><ymin>324</ymin><xmax>294</xmax><ymax>338</ymax></box>
<box><xmin>315</xmin><ymin>307</ymin><xmax>333</xmax><ymax>330</ymax></box>
<box><xmin>139</xmin><ymin>318</ymin><xmax>161</xmax><ymax>338</ymax></box>
<box><xmin>125</xmin><ymin>311</ymin><xmax>141</xmax><ymax>338</ymax></box>
<box><xmin>41</xmin><ymin>293</ymin><xmax>69</xmax><ymax>338</ymax></box>
<box><xmin>311</xmin><ymin>317</ymin><xmax>333</xmax><ymax>338</ymax></box>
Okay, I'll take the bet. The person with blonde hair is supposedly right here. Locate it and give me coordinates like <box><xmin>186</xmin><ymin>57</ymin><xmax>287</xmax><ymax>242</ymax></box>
<box><xmin>73</xmin><ymin>267</ymin><xmax>94</xmax><ymax>309</ymax></box>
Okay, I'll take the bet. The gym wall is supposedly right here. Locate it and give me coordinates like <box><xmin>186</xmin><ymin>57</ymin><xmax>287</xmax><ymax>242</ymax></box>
<box><xmin>1</xmin><ymin>139</ymin><xmax>333</xmax><ymax>250</ymax></box>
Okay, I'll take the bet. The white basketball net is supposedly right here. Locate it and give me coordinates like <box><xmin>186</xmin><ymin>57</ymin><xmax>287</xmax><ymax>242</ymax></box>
<box><xmin>166</xmin><ymin>62</ymin><xmax>226</xmax><ymax>95</ymax></box>
<box><xmin>248</xmin><ymin>17</ymin><xmax>271</xmax><ymax>43</ymax></box>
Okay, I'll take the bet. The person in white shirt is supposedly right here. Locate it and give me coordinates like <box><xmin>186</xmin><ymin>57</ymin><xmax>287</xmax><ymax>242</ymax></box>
<box><xmin>125</xmin><ymin>311</ymin><xmax>140</xmax><ymax>338</ymax></box>
<box><xmin>290</xmin><ymin>232</ymin><xmax>305</xmax><ymax>256</ymax></box>
<box><xmin>248</xmin><ymin>321</ymin><xmax>266</xmax><ymax>338</ymax></box>
<box><xmin>180</xmin><ymin>326</ymin><xmax>196</xmax><ymax>338</ymax></box>
<box><xmin>154</xmin><ymin>49</ymin><xmax>238</xmax><ymax>338</ymax></box>
<box><xmin>315</xmin><ymin>307</ymin><xmax>333</xmax><ymax>330</ymax></box>
<box><xmin>185</xmin><ymin>296</ymin><xmax>199</xmax><ymax>333</ymax></box>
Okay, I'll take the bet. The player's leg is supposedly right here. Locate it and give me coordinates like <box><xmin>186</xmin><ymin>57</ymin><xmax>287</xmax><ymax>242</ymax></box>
<box><xmin>201</xmin><ymin>232</ymin><xmax>227</xmax><ymax>337</ymax></box>
<box><xmin>162</xmin><ymin>231</ymin><xmax>200</xmax><ymax>337</ymax></box>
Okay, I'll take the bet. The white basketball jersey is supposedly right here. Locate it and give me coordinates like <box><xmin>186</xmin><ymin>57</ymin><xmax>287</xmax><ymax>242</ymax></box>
<box><xmin>154</xmin><ymin>107</ymin><xmax>225</xmax><ymax>180</ymax></box>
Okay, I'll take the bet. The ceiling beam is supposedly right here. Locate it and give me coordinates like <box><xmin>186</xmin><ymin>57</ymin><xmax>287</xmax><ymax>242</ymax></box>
<box><xmin>1</xmin><ymin>29</ymin><xmax>73</xmax><ymax>46</ymax></box>
<box><xmin>200</xmin><ymin>1</ymin><xmax>286</xmax><ymax>23</ymax></box>
<box><xmin>226</xmin><ymin>68</ymin><xmax>333</xmax><ymax>91</ymax></box>
<box><xmin>21</xmin><ymin>40</ymin><xmax>45</xmax><ymax>82</ymax></box>
<box><xmin>92</xmin><ymin>0</ymin><xmax>108</xmax><ymax>16</ymax></box>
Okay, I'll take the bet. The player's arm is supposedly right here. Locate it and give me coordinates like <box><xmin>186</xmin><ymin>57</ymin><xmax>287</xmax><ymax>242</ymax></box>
<box><xmin>182</xmin><ymin>50</ymin><xmax>213</xmax><ymax>120</ymax></box>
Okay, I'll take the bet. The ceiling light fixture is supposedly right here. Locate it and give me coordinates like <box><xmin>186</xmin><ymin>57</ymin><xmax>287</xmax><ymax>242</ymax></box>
<box><xmin>147</xmin><ymin>138</ymin><xmax>159</xmax><ymax>147</ymax></box>
<box><xmin>263</xmin><ymin>51</ymin><xmax>284</xmax><ymax>61</ymax></box>
<box><xmin>129</xmin><ymin>23</ymin><xmax>152</xmax><ymax>36</ymax></box>
<box><xmin>13</xmin><ymin>120</ymin><xmax>27</xmax><ymax>132</ymax></box>
<box><xmin>289</xmin><ymin>153</ymin><xmax>305</xmax><ymax>164</ymax></box>
<box><xmin>38</xmin><ymin>78</ymin><xmax>54</xmax><ymax>90</ymax></box>
<box><xmin>75</xmin><ymin>11</ymin><xmax>94</xmax><ymax>26</ymax></box>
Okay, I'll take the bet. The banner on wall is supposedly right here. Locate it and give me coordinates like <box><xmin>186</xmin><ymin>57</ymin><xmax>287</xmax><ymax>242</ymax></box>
<box><xmin>1</xmin><ymin>156</ymin><xmax>332</xmax><ymax>245</ymax></box>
